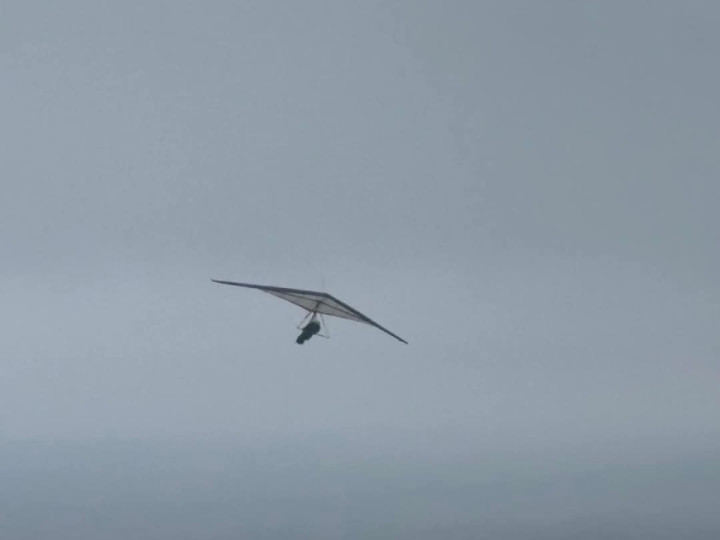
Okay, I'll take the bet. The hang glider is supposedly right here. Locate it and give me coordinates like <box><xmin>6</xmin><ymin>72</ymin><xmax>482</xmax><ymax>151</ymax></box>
<box><xmin>211</xmin><ymin>280</ymin><xmax>408</xmax><ymax>344</ymax></box>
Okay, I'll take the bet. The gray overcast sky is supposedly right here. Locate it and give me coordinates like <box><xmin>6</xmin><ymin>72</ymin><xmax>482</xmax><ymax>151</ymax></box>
<box><xmin>1</xmin><ymin>1</ymin><xmax>719</xmax><ymax>538</ymax></box>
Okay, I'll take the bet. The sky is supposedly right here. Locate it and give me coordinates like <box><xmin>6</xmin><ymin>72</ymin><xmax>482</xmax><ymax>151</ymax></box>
<box><xmin>1</xmin><ymin>1</ymin><xmax>719</xmax><ymax>538</ymax></box>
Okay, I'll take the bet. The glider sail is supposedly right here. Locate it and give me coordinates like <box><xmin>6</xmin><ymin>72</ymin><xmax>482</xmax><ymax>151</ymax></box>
<box><xmin>211</xmin><ymin>280</ymin><xmax>408</xmax><ymax>344</ymax></box>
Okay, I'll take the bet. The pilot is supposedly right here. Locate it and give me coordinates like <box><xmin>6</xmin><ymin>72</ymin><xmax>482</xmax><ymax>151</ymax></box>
<box><xmin>296</xmin><ymin>319</ymin><xmax>321</xmax><ymax>344</ymax></box>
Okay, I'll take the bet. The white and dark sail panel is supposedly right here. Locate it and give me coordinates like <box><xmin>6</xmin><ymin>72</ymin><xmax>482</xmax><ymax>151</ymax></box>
<box><xmin>211</xmin><ymin>280</ymin><xmax>408</xmax><ymax>344</ymax></box>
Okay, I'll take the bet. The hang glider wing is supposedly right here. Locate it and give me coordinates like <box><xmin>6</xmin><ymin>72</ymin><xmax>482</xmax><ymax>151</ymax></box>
<box><xmin>211</xmin><ymin>279</ymin><xmax>408</xmax><ymax>344</ymax></box>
